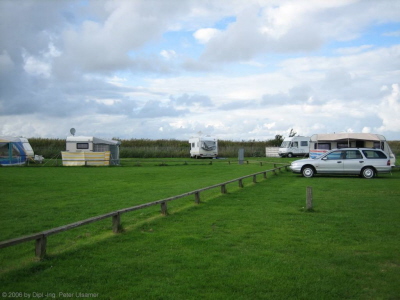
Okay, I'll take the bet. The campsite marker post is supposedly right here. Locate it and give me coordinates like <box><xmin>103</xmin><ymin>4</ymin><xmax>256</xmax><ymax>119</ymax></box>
<box><xmin>306</xmin><ymin>186</ymin><xmax>313</xmax><ymax>210</ymax></box>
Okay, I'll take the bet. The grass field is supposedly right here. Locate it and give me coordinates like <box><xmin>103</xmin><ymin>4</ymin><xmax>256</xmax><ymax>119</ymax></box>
<box><xmin>0</xmin><ymin>158</ymin><xmax>399</xmax><ymax>299</ymax></box>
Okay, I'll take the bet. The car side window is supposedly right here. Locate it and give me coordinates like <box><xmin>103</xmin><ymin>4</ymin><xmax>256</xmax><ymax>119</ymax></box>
<box><xmin>362</xmin><ymin>150</ymin><xmax>387</xmax><ymax>159</ymax></box>
<box><xmin>325</xmin><ymin>151</ymin><xmax>343</xmax><ymax>160</ymax></box>
<box><xmin>344</xmin><ymin>150</ymin><xmax>362</xmax><ymax>159</ymax></box>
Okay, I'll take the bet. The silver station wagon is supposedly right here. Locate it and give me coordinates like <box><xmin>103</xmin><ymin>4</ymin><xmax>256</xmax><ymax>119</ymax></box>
<box><xmin>290</xmin><ymin>148</ymin><xmax>392</xmax><ymax>179</ymax></box>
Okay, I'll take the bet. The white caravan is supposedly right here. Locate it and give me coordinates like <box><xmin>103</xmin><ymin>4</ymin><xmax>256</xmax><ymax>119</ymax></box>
<box><xmin>278</xmin><ymin>136</ymin><xmax>310</xmax><ymax>158</ymax></box>
<box><xmin>310</xmin><ymin>133</ymin><xmax>396</xmax><ymax>166</ymax></box>
<box><xmin>63</xmin><ymin>136</ymin><xmax>121</xmax><ymax>166</ymax></box>
<box><xmin>189</xmin><ymin>136</ymin><xmax>218</xmax><ymax>159</ymax></box>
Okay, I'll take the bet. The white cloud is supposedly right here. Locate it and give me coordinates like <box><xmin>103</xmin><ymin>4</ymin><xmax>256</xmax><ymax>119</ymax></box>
<box><xmin>22</xmin><ymin>42</ymin><xmax>61</xmax><ymax>78</ymax></box>
<box><xmin>23</xmin><ymin>52</ymin><xmax>51</xmax><ymax>78</ymax></box>
<box><xmin>107</xmin><ymin>76</ymin><xmax>127</xmax><ymax>87</ymax></box>
<box><xmin>377</xmin><ymin>84</ymin><xmax>400</xmax><ymax>133</ymax></box>
<box><xmin>160</xmin><ymin>50</ymin><xmax>177</xmax><ymax>60</ymax></box>
<box><xmin>1</xmin><ymin>0</ymin><xmax>400</xmax><ymax>141</ymax></box>
<box><xmin>362</xmin><ymin>127</ymin><xmax>372</xmax><ymax>133</ymax></box>
<box><xmin>193</xmin><ymin>28</ymin><xmax>221</xmax><ymax>44</ymax></box>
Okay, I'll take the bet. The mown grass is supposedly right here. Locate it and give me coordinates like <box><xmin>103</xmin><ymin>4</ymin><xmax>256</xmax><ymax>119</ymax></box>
<box><xmin>0</xmin><ymin>160</ymin><xmax>399</xmax><ymax>299</ymax></box>
<box><xmin>0</xmin><ymin>159</ymin><xmax>281</xmax><ymax>240</ymax></box>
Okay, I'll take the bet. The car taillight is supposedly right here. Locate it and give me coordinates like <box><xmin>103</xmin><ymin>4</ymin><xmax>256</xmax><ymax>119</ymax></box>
<box><xmin>387</xmin><ymin>160</ymin><xmax>391</xmax><ymax>166</ymax></box>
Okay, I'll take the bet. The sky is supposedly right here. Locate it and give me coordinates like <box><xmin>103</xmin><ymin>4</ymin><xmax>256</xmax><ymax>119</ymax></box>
<box><xmin>0</xmin><ymin>0</ymin><xmax>400</xmax><ymax>141</ymax></box>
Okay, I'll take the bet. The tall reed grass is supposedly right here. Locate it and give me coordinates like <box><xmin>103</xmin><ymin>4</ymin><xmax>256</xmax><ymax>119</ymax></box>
<box><xmin>29</xmin><ymin>138</ymin><xmax>280</xmax><ymax>158</ymax></box>
<box><xmin>27</xmin><ymin>138</ymin><xmax>400</xmax><ymax>159</ymax></box>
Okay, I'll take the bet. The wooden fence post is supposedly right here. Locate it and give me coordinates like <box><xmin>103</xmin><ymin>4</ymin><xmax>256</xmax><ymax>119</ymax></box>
<box><xmin>161</xmin><ymin>202</ymin><xmax>168</xmax><ymax>215</ymax></box>
<box><xmin>238</xmin><ymin>179</ymin><xmax>244</xmax><ymax>188</ymax></box>
<box><xmin>306</xmin><ymin>186</ymin><xmax>313</xmax><ymax>211</ymax></box>
<box><xmin>194</xmin><ymin>192</ymin><xmax>200</xmax><ymax>204</ymax></box>
<box><xmin>112</xmin><ymin>213</ymin><xmax>121</xmax><ymax>233</ymax></box>
<box><xmin>263</xmin><ymin>172</ymin><xmax>267</xmax><ymax>179</ymax></box>
<box><xmin>221</xmin><ymin>184</ymin><xmax>227</xmax><ymax>194</ymax></box>
<box><xmin>35</xmin><ymin>235</ymin><xmax>47</xmax><ymax>260</ymax></box>
<box><xmin>253</xmin><ymin>175</ymin><xmax>257</xmax><ymax>183</ymax></box>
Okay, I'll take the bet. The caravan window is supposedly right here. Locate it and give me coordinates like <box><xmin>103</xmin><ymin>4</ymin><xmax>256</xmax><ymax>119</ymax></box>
<box><xmin>373</xmin><ymin>142</ymin><xmax>383</xmax><ymax>150</ymax></box>
<box><xmin>315</xmin><ymin>143</ymin><xmax>330</xmax><ymax>150</ymax></box>
<box><xmin>77</xmin><ymin>143</ymin><xmax>89</xmax><ymax>149</ymax></box>
<box><xmin>300</xmin><ymin>141</ymin><xmax>308</xmax><ymax>146</ymax></box>
<box><xmin>94</xmin><ymin>144</ymin><xmax>110</xmax><ymax>152</ymax></box>
<box><xmin>337</xmin><ymin>142</ymin><xmax>350</xmax><ymax>149</ymax></box>
<box><xmin>0</xmin><ymin>143</ymin><xmax>21</xmax><ymax>157</ymax></box>
<box><xmin>0</xmin><ymin>143</ymin><xmax>10</xmax><ymax>157</ymax></box>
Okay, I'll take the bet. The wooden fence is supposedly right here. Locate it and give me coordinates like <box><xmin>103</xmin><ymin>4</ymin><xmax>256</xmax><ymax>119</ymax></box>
<box><xmin>0</xmin><ymin>164</ymin><xmax>289</xmax><ymax>260</ymax></box>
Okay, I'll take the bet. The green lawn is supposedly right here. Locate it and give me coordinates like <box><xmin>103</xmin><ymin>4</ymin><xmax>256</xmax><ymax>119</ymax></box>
<box><xmin>0</xmin><ymin>159</ymin><xmax>399</xmax><ymax>299</ymax></box>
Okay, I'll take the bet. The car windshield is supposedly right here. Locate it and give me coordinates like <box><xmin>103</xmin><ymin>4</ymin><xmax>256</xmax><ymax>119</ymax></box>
<box><xmin>280</xmin><ymin>141</ymin><xmax>291</xmax><ymax>148</ymax></box>
<box><xmin>201</xmin><ymin>141</ymin><xmax>216</xmax><ymax>151</ymax></box>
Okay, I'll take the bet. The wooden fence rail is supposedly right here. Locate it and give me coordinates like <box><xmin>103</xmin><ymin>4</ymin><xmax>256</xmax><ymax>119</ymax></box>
<box><xmin>0</xmin><ymin>164</ymin><xmax>289</xmax><ymax>259</ymax></box>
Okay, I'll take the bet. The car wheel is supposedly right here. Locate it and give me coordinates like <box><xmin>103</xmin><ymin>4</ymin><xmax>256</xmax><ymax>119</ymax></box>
<box><xmin>302</xmin><ymin>166</ymin><xmax>315</xmax><ymax>178</ymax></box>
<box><xmin>361</xmin><ymin>167</ymin><xmax>375</xmax><ymax>179</ymax></box>
<box><xmin>287</xmin><ymin>153</ymin><xmax>293</xmax><ymax>158</ymax></box>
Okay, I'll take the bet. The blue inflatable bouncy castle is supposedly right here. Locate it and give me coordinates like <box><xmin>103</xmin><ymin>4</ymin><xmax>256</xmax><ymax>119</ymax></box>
<box><xmin>0</xmin><ymin>137</ymin><xmax>34</xmax><ymax>166</ymax></box>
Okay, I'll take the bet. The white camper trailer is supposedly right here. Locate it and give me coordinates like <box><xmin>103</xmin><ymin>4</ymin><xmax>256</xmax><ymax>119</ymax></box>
<box><xmin>189</xmin><ymin>136</ymin><xmax>218</xmax><ymax>159</ymax></box>
<box><xmin>278</xmin><ymin>136</ymin><xmax>310</xmax><ymax>158</ymax></box>
<box><xmin>62</xmin><ymin>136</ymin><xmax>121</xmax><ymax>166</ymax></box>
<box><xmin>310</xmin><ymin>133</ymin><xmax>396</xmax><ymax>166</ymax></box>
